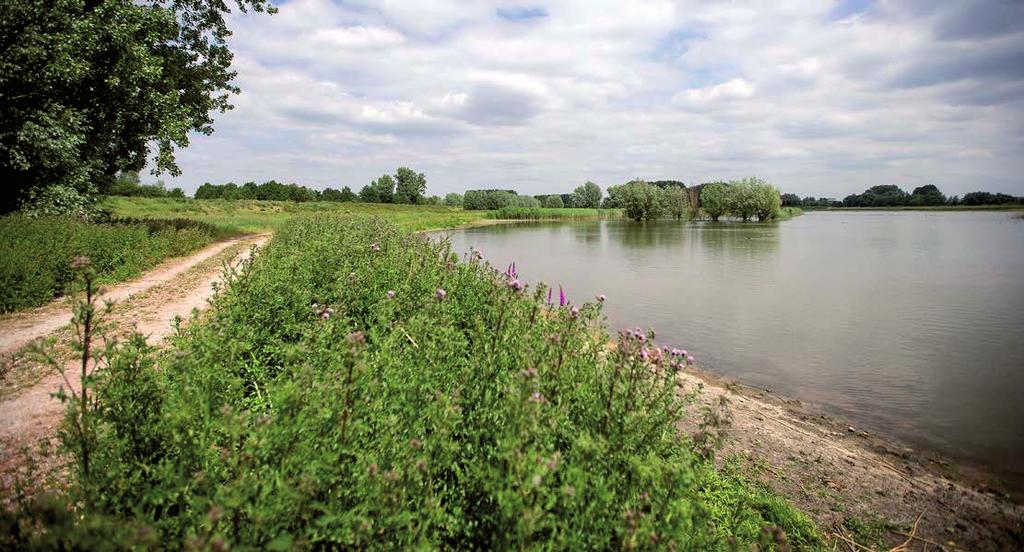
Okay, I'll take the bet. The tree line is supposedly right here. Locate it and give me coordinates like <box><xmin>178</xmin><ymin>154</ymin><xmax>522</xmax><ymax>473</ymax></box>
<box><xmin>456</xmin><ymin>182</ymin><xmax>604</xmax><ymax>210</ymax></box>
<box><xmin>781</xmin><ymin>185</ymin><xmax>1023</xmax><ymax>208</ymax></box>
<box><xmin>603</xmin><ymin>178</ymin><xmax>783</xmax><ymax>222</ymax></box>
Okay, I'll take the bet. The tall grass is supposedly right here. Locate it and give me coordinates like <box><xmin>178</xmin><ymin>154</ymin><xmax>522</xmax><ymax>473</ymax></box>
<box><xmin>0</xmin><ymin>215</ymin><xmax>225</xmax><ymax>312</ymax></box>
<box><xmin>3</xmin><ymin>214</ymin><xmax>822</xmax><ymax>549</ymax></box>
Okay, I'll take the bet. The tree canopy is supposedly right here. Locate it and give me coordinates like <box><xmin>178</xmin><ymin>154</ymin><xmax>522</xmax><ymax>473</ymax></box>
<box><xmin>0</xmin><ymin>0</ymin><xmax>276</xmax><ymax>212</ymax></box>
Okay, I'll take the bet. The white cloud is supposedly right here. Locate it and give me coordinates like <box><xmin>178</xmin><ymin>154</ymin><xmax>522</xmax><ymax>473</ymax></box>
<box><xmin>160</xmin><ymin>0</ymin><xmax>1024</xmax><ymax>198</ymax></box>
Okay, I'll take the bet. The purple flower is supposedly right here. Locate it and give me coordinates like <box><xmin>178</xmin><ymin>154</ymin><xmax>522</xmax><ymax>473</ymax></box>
<box><xmin>597</xmin><ymin>294</ymin><xmax>606</xmax><ymax>302</ymax></box>
<box><xmin>529</xmin><ymin>391</ymin><xmax>546</xmax><ymax>403</ymax></box>
<box><xmin>686</xmin><ymin>355</ymin><xmax>695</xmax><ymax>364</ymax></box>
<box><xmin>511</xmin><ymin>262</ymin><xmax>517</xmax><ymax>278</ymax></box>
<box><xmin>559</xmin><ymin>285</ymin><xmax>567</xmax><ymax>307</ymax></box>
<box><xmin>570</xmin><ymin>306</ymin><xmax>579</xmax><ymax>318</ymax></box>
<box><xmin>681</xmin><ymin>349</ymin><xmax>687</xmax><ymax>356</ymax></box>
<box><xmin>386</xmin><ymin>290</ymin><xmax>396</xmax><ymax>299</ymax></box>
<box><xmin>371</xmin><ymin>243</ymin><xmax>381</xmax><ymax>252</ymax></box>
<box><xmin>508</xmin><ymin>279</ymin><xmax>524</xmax><ymax>292</ymax></box>
<box><xmin>435</xmin><ymin>288</ymin><xmax>447</xmax><ymax>300</ymax></box>
<box><xmin>640</xmin><ymin>348</ymin><xmax>649</xmax><ymax>361</ymax></box>
<box><xmin>547</xmin><ymin>287</ymin><xmax>553</xmax><ymax>306</ymax></box>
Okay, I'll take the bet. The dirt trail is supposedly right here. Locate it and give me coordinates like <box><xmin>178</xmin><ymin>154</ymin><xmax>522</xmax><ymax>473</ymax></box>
<box><xmin>679</xmin><ymin>369</ymin><xmax>1024</xmax><ymax>550</ymax></box>
<box><xmin>0</xmin><ymin>234</ymin><xmax>269</xmax><ymax>476</ymax></box>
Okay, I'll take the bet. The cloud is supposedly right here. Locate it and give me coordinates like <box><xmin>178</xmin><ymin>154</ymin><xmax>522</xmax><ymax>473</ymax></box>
<box><xmin>160</xmin><ymin>0</ymin><xmax>1024</xmax><ymax>198</ymax></box>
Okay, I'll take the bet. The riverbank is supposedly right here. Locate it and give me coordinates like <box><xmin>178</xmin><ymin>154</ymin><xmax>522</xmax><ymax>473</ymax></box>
<box><xmin>677</xmin><ymin>364</ymin><xmax>1024</xmax><ymax>549</ymax></box>
<box><xmin>805</xmin><ymin>205</ymin><xmax>1024</xmax><ymax>212</ymax></box>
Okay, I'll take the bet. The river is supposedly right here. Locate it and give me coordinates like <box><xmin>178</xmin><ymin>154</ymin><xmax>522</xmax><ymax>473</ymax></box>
<box><xmin>439</xmin><ymin>211</ymin><xmax>1024</xmax><ymax>486</ymax></box>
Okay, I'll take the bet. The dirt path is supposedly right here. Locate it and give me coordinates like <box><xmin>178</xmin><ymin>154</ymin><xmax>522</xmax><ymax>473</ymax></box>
<box><xmin>0</xmin><ymin>234</ymin><xmax>269</xmax><ymax>479</ymax></box>
<box><xmin>678</xmin><ymin>369</ymin><xmax>1024</xmax><ymax>550</ymax></box>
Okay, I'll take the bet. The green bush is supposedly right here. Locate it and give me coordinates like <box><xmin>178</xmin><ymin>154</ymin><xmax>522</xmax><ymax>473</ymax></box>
<box><xmin>0</xmin><ymin>215</ymin><xmax>225</xmax><ymax>312</ymax></box>
<box><xmin>14</xmin><ymin>214</ymin><xmax>822</xmax><ymax>549</ymax></box>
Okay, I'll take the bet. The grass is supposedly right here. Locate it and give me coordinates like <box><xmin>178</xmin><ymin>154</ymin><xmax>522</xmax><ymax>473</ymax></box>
<box><xmin>0</xmin><ymin>215</ymin><xmax>225</xmax><ymax>313</ymax></box>
<box><xmin>100</xmin><ymin>196</ymin><xmax>491</xmax><ymax>233</ymax></box>
<box><xmin>2</xmin><ymin>213</ymin><xmax>825</xmax><ymax>549</ymax></box>
<box><xmin>773</xmin><ymin>207</ymin><xmax>803</xmax><ymax>221</ymax></box>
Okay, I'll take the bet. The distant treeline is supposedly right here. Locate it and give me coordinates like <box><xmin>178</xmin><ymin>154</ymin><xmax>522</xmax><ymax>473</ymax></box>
<box><xmin>458</xmin><ymin>182</ymin><xmax>603</xmax><ymax>210</ymax></box>
<box><xmin>782</xmin><ymin>185</ymin><xmax>1023</xmax><ymax>208</ymax></box>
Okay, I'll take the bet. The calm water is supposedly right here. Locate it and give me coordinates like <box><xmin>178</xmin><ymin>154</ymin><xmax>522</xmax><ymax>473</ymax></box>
<box><xmin>440</xmin><ymin>211</ymin><xmax>1024</xmax><ymax>485</ymax></box>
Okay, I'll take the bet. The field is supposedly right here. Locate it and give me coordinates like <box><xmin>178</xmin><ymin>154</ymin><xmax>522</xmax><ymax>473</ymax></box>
<box><xmin>3</xmin><ymin>214</ymin><xmax>822</xmax><ymax>549</ymax></box>
<box><xmin>0</xmin><ymin>215</ymin><xmax>226</xmax><ymax>313</ymax></box>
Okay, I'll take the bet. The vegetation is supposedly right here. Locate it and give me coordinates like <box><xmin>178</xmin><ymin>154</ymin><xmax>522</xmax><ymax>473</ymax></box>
<box><xmin>699</xmin><ymin>179</ymin><xmax>783</xmax><ymax>222</ymax></box>
<box><xmin>443</xmin><ymin>193</ymin><xmax>464</xmax><ymax>207</ymax></box>
<box><xmin>606</xmin><ymin>180</ymin><xmax>667</xmax><ymax>221</ymax></box>
<box><xmin>100</xmin><ymin>196</ymin><xmax>489</xmax><ymax>234</ymax></box>
<box><xmin>486</xmin><ymin>207</ymin><xmax>616</xmax><ymax>220</ymax></box>
<box><xmin>784</xmin><ymin>184</ymin><xmax>1023</xmax><ymax>209</ymax></box>
<box><xmin>2</xmin><ymin>214</ymin><xmax>821</xmax><ymax>549</ymax></box>
<box><xmin>543</xmin><ymin>195</ymin><xmax>564</xmax><ymax>208</ymax></box>
<box><xmin>571</xmin><ymin>182</ymin><xmax>603</xmax><ymax>209</ymax></box>
<box><xmin>0</xmin><ymin>215</ymin><xmax>225</xmax><ymax>312</ymax></box>
<box><xmin>0</xmin><ymin>0</ymin><xmax>275</xmax><ymax>213</ymax></box>
<box><xmin>463</xmin><ymin>189</ymin><xmax>519</xmax><ymax>210</ymax></box>
<box><xmin>699</xmin><ymin>183</ymin><xmax>731</xmax><ymax>222</ymax></box>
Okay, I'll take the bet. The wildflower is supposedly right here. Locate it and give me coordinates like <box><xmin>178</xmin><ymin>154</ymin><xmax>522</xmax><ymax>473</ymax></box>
<box><xmin>371</xmin><ymin>243</ymin><xmax>381</xmax><ymax>252</ymax></box>
<box><xmin>435</xmin><ymin>288</ymin><xmax>447</xmax><ymax>300</ymax></box>
<box><xmin>472</xmin><ymin>249</ymin><xmax>483</xmax><ymax>260</ymax></box>
<box><xmin>521</xmin><ymin>367</ymin><xmax>538</xmax><ymax>378</ymax></box>
<box><xmin>559</xmin><ymin>285</ymin><xmax>567</xmax><ymax>307</ymax></box>
<box><xmin>346</xmin><ymin>331</ymin><xmax>366</xmax><ymax>345</ymax></box>
<box><xmin>597</xmin><ymin>294</ymin><xmax>606</xmax><ymax>302</ymax></box>
<box><xmin>687</xmin><ymin>355</ymin><xmax>695</xmax><ymax>364</ymax></box>
<box><xmin>681</xmin><ymin>349</ymin><xmax>687</xmax><ymax>356</ymax></box>
<box><xmin>410</xmin><ymin>438</ymin><xmax>422</xmax><ymax>449</ymax></box>
<box><xmin>640</xmin><ymin>348</ymin><xmax>649</xmax><ymax>361</ymax></box>
<box><xmin>570</xmin><ymin>306</ymin><xmax>579</xmax><ymax>318</ymax></box>
<box><xmin>507</xmin><ymin>279</ymin><xmax>524</xmax><ymax>292</ymax></box>
<box><xmin>547</xmin><ymin>287</ymin><xmax>553</xmax><ymax>306</ymax></box>
<box><xmin>386</xmin><ymin>290</ymin><xmax>396</xmax><ymax>299</ymax></box>
<box><xmin>529</xmin><ymin>391</ymin><xmax>546</xmax><ymax>403</ymax></box>
<box><xmin>70</xmin><ymin>256</ymin><xmax>91</xmax><ymax>270</ymax></box>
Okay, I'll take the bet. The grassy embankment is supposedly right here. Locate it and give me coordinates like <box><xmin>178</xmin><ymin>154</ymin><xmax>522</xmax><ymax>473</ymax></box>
<box><xmin>2</xmin><ymin>214</ymin><xmax>823</xmax><ymax>549</ymax></box>
<box><xmin>0</xmin><ymin>215</ymin><xmax>227</xmax><ymax>313</ymax></box>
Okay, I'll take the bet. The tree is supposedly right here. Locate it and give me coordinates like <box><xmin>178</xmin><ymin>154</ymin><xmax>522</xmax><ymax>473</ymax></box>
<box><xmin>463</xmin><ymin>190</ymin><xmax>514</xmax><ymax>210</ymax></box>
<box><xmin>393</xmin><ymin>167</ymin><xmax>427</xmax><ymax>204</ymax></box>
<box><xmin>750</xmin><ymin>179</ymin><xmax>782</xmax><ymax>221</ymax></box>
<box><xmin>665</xmin><ymin>186</ymin><xmax>690</xmax><ymax>219</ymax></box>
<box><xmin>617</xmin><ymin>180</ymin><xmax>666</xmax><ymax>221</ymax></box>
<box><xmin>443</xmin><ymin>193</ymin><xmax>463</xmax><ymax>207</ymax></box>
<box><xmin>909</xmin><ymin>184</ymin><xmax>946</xmax><ymax>206</ymax></box>
<box><xmin>542</xmin><ymin>195</ymin><xmax>564</xmax><ymax>208</ymax></box>
<box><xmin>360</xmin><ymin>175</ymin><xmax>395</xmax><ymax>203</ymax></box>
<box><xmin>571</xmin><ymin>181</ymin><xmax>602</xmax><ymax>209</ymax></box>
<box><xmin>781</xmin><ymin>193</ymin><xmax>802</xmax><ymax>207</ymax></box>
<box><xmin>726</xmin><ymin>180</ymin><xmax>759</xmax><ymax>221</ymax></box>
<box><xmin>700</xmin><ymin>183</ymin><xmax>730</xmax><ymax>222</ymax></box>
<box><xmin>0</xmin><ymin>0</ymin><xmax>276</xmax><ymax>213</ymax></box>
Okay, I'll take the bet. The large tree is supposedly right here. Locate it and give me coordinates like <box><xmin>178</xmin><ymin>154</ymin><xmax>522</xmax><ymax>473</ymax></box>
<box><xmin>0</xmin><ymin>0</ymin><xmax>275</xmax><ymax>212</ymax></box>
<box><xmin>393</xmin><ymin>167</ymin><xmax>427</xmax><ymax>204</ymax></box>
<box><xmin>571</xmin><ymin>181</ymin><xmax>602</xmax><ymax>209</ymax></box>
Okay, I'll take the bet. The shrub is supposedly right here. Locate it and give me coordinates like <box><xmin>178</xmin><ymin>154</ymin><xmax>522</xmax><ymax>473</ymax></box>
<box><xmin>443</xmin><ymin>193</ymin><xmax>463</xmax><ymax>207</ymax></box>
<box><xmin>463</xmin><ymin>190</ymin><xmax>515</xmax><ymax>210</ymax></box>
<box><xmin>25</xmin><ymin>215</ymin><xmax>821</xmax><ymax>549</ymax></box>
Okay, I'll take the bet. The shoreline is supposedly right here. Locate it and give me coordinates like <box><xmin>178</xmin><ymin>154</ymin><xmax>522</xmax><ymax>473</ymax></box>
<box><xmin>678</xmin><ymin>362</ymin><xmax>1024</xmax><ymax>548</ymax></box>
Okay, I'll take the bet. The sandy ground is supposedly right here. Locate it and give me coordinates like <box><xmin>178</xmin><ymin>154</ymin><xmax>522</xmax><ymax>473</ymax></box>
<box><xmin>0</xmin><ymin>234</ymin><xmax>269</xmax><ymax>481</ymax></box>
<box><xmin>678</xmin><ymin>369</ymin><xmax>1024</xmax><ymax>550</ymax></box>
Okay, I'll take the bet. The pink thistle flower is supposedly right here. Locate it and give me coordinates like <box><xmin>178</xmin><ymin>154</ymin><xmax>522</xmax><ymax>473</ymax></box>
<box><xmin>681</xmin><ymin>350</ymin><xmax>687</xmax><ymax>356</ymax></box>
<box><xmin>687</xmin><ymin>355</ymin><xmax>695</xmax><ymax>364</ymax></box>
<box><xmin>386</xmin><ymin>290</ymin><xmax>396</xmax><ymax>299</ymax></box>
<box><xmin>435</xmin><ymin>288</ymin><xmax>447</xmax><ymax>300</ymax></box>
<box><xmin>547</xmin><ymin>287</ymin><xmax>553</xmax><ymax>305</ymax></box>
<box><xmin>371</xmin><ymin>243</ymin><xmax>381</xmax><ymax>252</ymax></box>
<box><xmin>640</xmin><ymin>349</ymin><xmax>649</xmax><ymax>361</ymax></box>
<box><xmin>597</xmin><ymin>294</ymin><xmax>606</xmax><ymax>302</ymax></box>
<box><xmin>529</xmin><ymin>391</ymin><xmax>546</xmax><ymax>403</ymax></box>
<box><xmin>570</xmin><ymin>306</ymin><xmax>579</xmax><ymax>318</ymax></box>
<box><xmin>508</xmin><ymin>279</ymin><xmax>524</xmax><ymax>292</ymax></box>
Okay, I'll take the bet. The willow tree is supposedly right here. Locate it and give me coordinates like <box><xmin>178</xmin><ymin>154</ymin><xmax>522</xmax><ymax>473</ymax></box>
<box><xmin>0</xmin><ymin>0</ymin><xmax>276</xmax><ymax>212</ymax></box>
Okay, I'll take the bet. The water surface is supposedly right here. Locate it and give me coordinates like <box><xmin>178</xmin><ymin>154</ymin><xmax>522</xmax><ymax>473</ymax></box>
<box><xmin>440</xmin><ymin>212</ymin><xmax>1024</xmax><ymax>486</ymax></box>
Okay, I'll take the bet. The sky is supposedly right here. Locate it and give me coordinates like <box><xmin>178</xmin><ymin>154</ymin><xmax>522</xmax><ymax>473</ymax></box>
<box><xmin>163</xmin><ymin>0</ymin><xmax>1024</xmax><ymax>199</ymax></box>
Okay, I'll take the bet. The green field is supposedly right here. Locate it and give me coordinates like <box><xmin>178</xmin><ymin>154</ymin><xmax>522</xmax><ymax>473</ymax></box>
<box><xmin>6</xmin><ymin>214</ymin><xmax>822</xmax><ymax>549</ymax></box>
<box><xmin>100</xmin><ymin>196</ymin><xmax>493</xmax><ymax>233</ymax></box>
